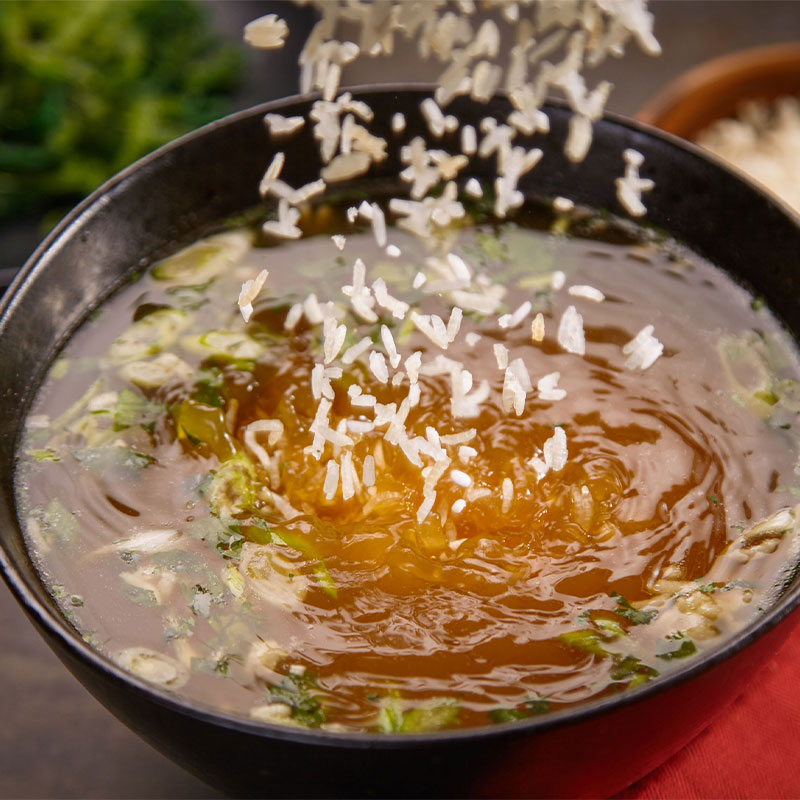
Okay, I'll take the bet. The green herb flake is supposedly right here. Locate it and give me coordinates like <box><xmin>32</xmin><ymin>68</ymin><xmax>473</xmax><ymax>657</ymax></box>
<box><xmin>657</xmin><ymin>636</ymin><xmax>697</xmax><ymax>661</ymax></box>
<box><xmin>610</xmin><ymin>592</ymin><xmax>658</xmax><ymax>625</ymax></box>
<box><xmin>164</xmin><ymin>615</ymin><xmax>195</xmax><ymax>642</ymax></box>
<box><xmin>191</xmin><ymin>656</ymin><xmax>230</xmax><ymax>678</ymax></box>
<box><xmin>610</xmin><ymin>655</ymin><xmax>659</xmax><ymax>686</ymax></box>
<box><xmin>191</xmin><ymin>368</ymin><xmax>226</xmax><ymax>408</ymax></box>
<box><xmin>41</xmin><ymin>499</ymin><xmax>80</xmax><ymax>546</ymax></box>
<box><xmin>558</xmin><ymin>629</ymin><xmax>610</xmax><ymax>657</ymax></box>
<box><xmin>121</xmin><ymin>583</ymin><xmax>159</xmax><ymax>607</ymax></box>
<box><xmin>488</xmin><ymin>707</ymin><xmax>528</xmax><ymax>724</ymax></box>
<box><xmin>695</xmin><ymin>582</ymin><xmax>719</xmax><ymax>595</ymax></box>
<box><xmin>474</xmin><ymin>231</ymin><xmax>508</xmax><ymax>263</ymax></box>
<box><xmin>113</xmin><ymin>388</ymin><xmax>163</xmax><ymax>431</ymax></box>
<box><xmin>399</xmin><ymin>698</ymin><xmax>460</xmax><ymax>733</ymax></box>
<box><xmin>525</xmin><ymin>698</ymin><xmax>551</xmax><ymax>715</ymax></box>
<box><xmin>190</xmin><ymin>584</ymin><xmax>213</xmax><ymax>617</ymax></box>
<box><xmin>73</xmin><ymin>446</ymin><xmax>155</xmax><ymax>477</ymax></box>
<box><xmin>26</xmin><ymin>448</ymin><xmax>61</xmax><ymax>462</ymax></box>
<box><xmin>150</xmin><ymin>549</ymin><xmax>206</xmax><ymax>574</ymax></box>
<box><xmin>595</xmin><ymin>617</ymin><xmax>627</xmax><ymax>637</ymax></box>
<box><xmin>268</xmin><ymin>672</ymin><xmax>326</xmax><ymax>728</ymax></box>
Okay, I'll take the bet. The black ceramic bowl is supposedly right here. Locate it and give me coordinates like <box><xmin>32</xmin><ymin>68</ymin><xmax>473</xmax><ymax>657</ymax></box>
<box><xmin>2</xmin><ymin>87</ymin><xmax>800</xmax><ymax>799</ymax></box>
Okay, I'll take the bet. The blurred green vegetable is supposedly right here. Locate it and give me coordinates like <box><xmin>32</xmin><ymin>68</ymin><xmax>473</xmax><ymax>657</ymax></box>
<box><xmin>0</xmin><ymin>0</ymin><xmax>243</xmax><ymax>221</ymax></box>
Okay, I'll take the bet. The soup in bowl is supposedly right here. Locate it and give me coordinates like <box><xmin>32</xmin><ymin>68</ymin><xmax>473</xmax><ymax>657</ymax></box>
<box><xmin>2</xmin><ymin>88</ymin><xmax>800</xmax><ymax>798</ymax></box>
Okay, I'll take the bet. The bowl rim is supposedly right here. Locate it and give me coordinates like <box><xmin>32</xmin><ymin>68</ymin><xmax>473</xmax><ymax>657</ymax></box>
<box><xmin>636</xmin><ymin>40</ymin><xmax>800</xmax><ymax>134</ymax></box>
<box><xmin>3</xmin><ymin>83</ymin><xmax>800</xmax><ymax>749</ymax></box>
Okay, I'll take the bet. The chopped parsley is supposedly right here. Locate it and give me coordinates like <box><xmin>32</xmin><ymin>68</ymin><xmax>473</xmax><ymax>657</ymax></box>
<box><xmin>610</xmin><ymin>592</ymin><xmax>658</xmax><ymax>625</ymax></box>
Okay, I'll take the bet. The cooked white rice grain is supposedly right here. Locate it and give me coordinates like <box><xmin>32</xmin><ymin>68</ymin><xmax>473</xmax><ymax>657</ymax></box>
<box><xmin>615</xmin><ymin>148</ymin><xmax>655</xmax><ymax>218</ymax></box>
<box><xmin>244</xmin><ymin>14</ymin><xmax>288</xmax><ymax>49</ymax></box>
<box><xmin>323</xmin><ymin>320</ymin><xmax>347</xmax><ymax>364</ymax></box>
<box><xmin>440</xmin><ymin>429</ymin><xmax>476</xmax><ymax>447</ymax></box>
<box><xmin>321</xmin><ymin>151</ymin><xmax>372</xmax><ymax>183</ymax></box>
<box><xmin>238</xmin><ymin>269</ymin><xmax>268</xmax><ymax>323</ymax></box>
<box><xmin>553</xmin><ymin>196</ymin><xmax>574</xmax><ymax>213</ymax></box>
<box><xmin>416</xmin><ymin>491</ymin><xmax>436</xmax><ymax>524</ymax></box>
<box><xmin>303</xmin><ymin>293</ymin><xmax>324</xmax><ymax>325</ymax></box>
<box><xmin>509</xmin><ymin>357</ymin><xmax>532</xmax><ymax>393</ymax></box>
<box><xmin>458</xmin><ymin>445</ymin><xmax>477</xmax><ymax>462</ymax></box>
<box><xmin>537</xmin><ymin>371</ymin><xmax>567</xmax><ymax>401</ymax></box>
<box><xmin>493</xmin><ymin>343</ymin><xmax>509</xmax><ymax>370</ymax></box>
<box><xmin>340</xmin><ymin>451</ymin><xmax>357</xmax><ymax>500</ymax></box>
<box><xmin>410</xmin><ymin>311</ymin><xmax>449</xmax><ymax>349</ymax></box>
<box><xmin>404</xmin><ymin>351</ymin><xmax>422</xmax><ymax>384</ymax></box>
<box><xmin>557</xmin><ymin>305</ymin><xmax>586</xmax><ymax>355</ymax></box>
<box><xmin>528</xmin><ymin>454</ymin><xmax>549</xmax><ymax>481</ymax></box>
<box><xmin>622</xmin><ymin>324</ymin><xmax>664</xmax><ymax>370</ymax></box>
<box><xmin>461</xmin><ymin>125</ymin><xmax>477</xmax><ymax>155</ymax></box>
<box><xmin>565</xmin><ymin>114</ymin><xmax>593</xmax><ymax>163</ymax></box>
<box><xmin>502</xmin><ymin>368</ymin><xmax>525</xmax><ymax>416</ymax></box>
<box><xmin>262</xmin><ymin>199</ymin><xmax>302</xmax><ymax>239</ymax></box>
<box><xmin>501</xmin><ymin>478</ymin><xmax>513</xmax><ymax>513</ymax></box>
<box><xmin>498</xmin><ymin>300</ymin><xmax>532</xmax><ymax>329</ymax></box>
<box><xmin>446</xmin><ymin>307</ymin><xmax>463</xmax><ymax>342</ymax></box>
<box><xmin>531</xmin><ymin>313</ymin><xmax>545</xmax><ymax>342</ymax></box>
<box><xmin>381</xmin><ymin>324</ymin><xmax>401</xmax><ymax>369</ymax></box>
<box><xmin>311</xmin><ymin>362</ymin><xmax>325</xmax><ymax>400</ymax></box>
<box><xmin>368</xmin><ymin>351</ymin><xmax>390</xmax><ymax>384</ymax></box>
<box><xmin>362</xmin><ymin>454</ymin><xmax>376</xmax><ymax>487</ymax></box>
<box><xmin>568</xmin><ymin>284</ymin><xmax>605</xmax><ymax>302</ymax></box>
<box><xmin>323</xmin><ymin>459</ymin><xmax>340</xmax><ymax>500</ymax></box>
<box><xmin>373</xmin><ymin>278</ymin><xmax>409</xmax><ymax>319</ymax></box>
<box><xmin>264</xmin><ymin>113</ymin><xmax>305</xmax><ymax>137</ymax></box>
<box><xmin>421</xmin><ymin>97</ymin><xmax>447</xmax><ymax>138</ymax></box>
<box><xmin>464</xmin><ymin>177</ymin><xmax>483</xmax><ymax>197</ymax></box>
<box><xmin>543</xmin><ymin>427</ymin><xmax>568</xmax><ymax>472</ymax></box>
<box><xmin>451</xmin><ymin>469</ymin><xmax>473</xmax><ymax>488</ymax></box>
<box><xmin>284</xmin><ymin>303</ymin><xmax>303</xmax><ymax>331</ymax></box>
<box><xmin>342</xmin><ymin>336</ymin><xmax>373</xmax><ymax>365</ymax></box>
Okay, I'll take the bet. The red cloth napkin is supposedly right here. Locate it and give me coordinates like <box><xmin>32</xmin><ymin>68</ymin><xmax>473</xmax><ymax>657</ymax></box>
<box><xmin>619</xmin><ymin>624</ymin><xmax>800</xmax><ymax>799</ymax></box>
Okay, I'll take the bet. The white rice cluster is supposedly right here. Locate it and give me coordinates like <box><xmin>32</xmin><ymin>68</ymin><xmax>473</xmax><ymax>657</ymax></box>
<box><xmin>237</xmin><ymin>1</ymin><xmax>663</xmax><ymax>525</ymax></box>
<box><xmin>292</xmin><ymin>0</ymin><xmax>659</xmax><ymax>165</ymax></box>
<box><xmin>697</xmin><ymin>95</ymin><xmax>800</xmax><ymax>215</ymax></box>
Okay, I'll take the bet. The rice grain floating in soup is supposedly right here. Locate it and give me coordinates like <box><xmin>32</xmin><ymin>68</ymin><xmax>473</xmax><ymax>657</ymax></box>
<box><xmin>16</xmin><ymin>197</ymin><xmax>800</xmax><ymax>732</ymax></box>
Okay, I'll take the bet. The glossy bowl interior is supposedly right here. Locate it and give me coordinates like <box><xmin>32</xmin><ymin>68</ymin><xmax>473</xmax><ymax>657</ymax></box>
<box><xmin>3</xmin><ymin>87</ymin><xmax>800</xmax><ymax>799</ymax></box>
<box><xmin>636</xmin><ymin>41</ymin><xmax>800</xmax><ymax>139</ymax></box>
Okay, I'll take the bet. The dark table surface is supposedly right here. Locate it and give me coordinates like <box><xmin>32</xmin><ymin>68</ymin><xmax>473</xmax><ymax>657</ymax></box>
<box><xmin>2</xmin><ymin>2</ymin><xmax>800</xmax><ymax>798</ymax></box>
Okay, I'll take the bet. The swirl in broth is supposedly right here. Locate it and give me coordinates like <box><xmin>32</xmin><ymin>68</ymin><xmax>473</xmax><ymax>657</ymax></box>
<box><xmin>16</xmin><ymin>203</ymin><xmax>800</xmax><ymax>732</ymax></box>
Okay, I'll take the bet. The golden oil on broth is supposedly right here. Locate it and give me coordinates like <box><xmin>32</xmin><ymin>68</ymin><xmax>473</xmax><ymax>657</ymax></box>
<box><xmin>16</xmin><ymin>202</ymin><xmax>800</xmax><ymax>732</ymax></box>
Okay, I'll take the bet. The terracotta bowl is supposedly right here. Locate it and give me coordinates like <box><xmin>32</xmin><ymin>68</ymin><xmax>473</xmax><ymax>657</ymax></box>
<box><xmin>636</xmin><ymin>41</ymin><xmax>800</xmax><ymax>140</ymax></box>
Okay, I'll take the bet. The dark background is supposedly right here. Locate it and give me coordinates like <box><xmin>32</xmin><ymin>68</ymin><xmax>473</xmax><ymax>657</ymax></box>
<box><xmin>1</xmin><ymin>1</ymin><xmax>799</xmax><ymax>797</ymax></box>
